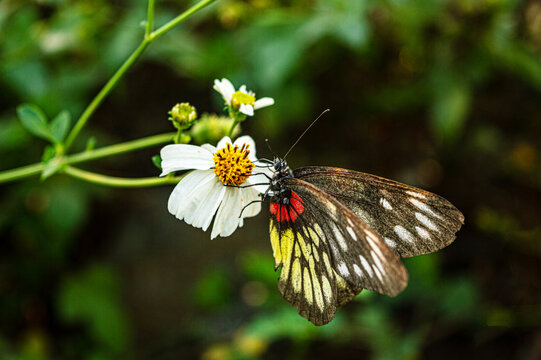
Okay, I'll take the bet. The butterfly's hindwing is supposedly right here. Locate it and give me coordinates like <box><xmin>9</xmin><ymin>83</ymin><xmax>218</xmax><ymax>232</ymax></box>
<box><xmin>270</xmin><ymin>218</ymin><xmax>338</xmax><ymax>325</ymax></box>
<box><xmin>293</xmin><ymin>166</ymin><xmax>465</xmax><ymax>258</ymax></box>
<box><xmin>269</xmin><ymin>178</ymin><xmax>409</xmax><ymax>325</ymax></box>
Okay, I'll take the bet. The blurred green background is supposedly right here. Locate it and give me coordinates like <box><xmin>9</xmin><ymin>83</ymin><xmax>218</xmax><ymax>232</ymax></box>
<box><xmin>1</xmin><ymin>0</ymin><xmax>540</xmax><ymax>359</ymax></box>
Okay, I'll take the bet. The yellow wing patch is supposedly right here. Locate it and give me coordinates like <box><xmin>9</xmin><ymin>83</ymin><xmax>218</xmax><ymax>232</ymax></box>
<box><xmin>321</xmin><ymin>275</ymin><xmax>333</xmax><ymax>304</ymax></box>
<box><xmin>303</xmin><ymin>267</ymin><xmax>313</xmax><ymax>304</ymax></box>
<box><xmin>269</xmin><ymin>220</ymin><xmax>281</xmax><ymax>268</ymax></box>
<box><xmin>281</xmin><ymin>228</ymin><xmax>295</xmax><ymax>266</ymax></box>
<box><xmin>270</xmin><ymin>220</ymin><xmax>345</xmax><ymax>324</ymax></box>
<box><xmin>291</xmin><ymin>258</ymin><xmax>302</xmax><ymax>293</ymax></box>
<box><xmin>307</xmin><ymin>224</ymin><xmax>323</xmax><ymax>247</ymax></box>
<box><xmin>296</xmin><ymin>232</ymin><xmax>311</xmax><ymax>260</ymax></box>
<box><xmin>322</xmin><ymin>252</ymin><xmax>332</xmax><ymax>275</ymax></box>
<box><xmin>309</xmin><ymin>256</ymin><xmax>325</xmax><ymax>311</ymax></box>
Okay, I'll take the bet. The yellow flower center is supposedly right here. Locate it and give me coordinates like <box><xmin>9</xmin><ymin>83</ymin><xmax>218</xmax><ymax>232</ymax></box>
<box><xmin>213</xmin><ymin>142</ymin><xmax>255</xmax><ymax>186</ymax></box>
<box><xmin>231</xmin><ymin>91</ymin><xmax>255</xmax><ymax>110</ymax></box>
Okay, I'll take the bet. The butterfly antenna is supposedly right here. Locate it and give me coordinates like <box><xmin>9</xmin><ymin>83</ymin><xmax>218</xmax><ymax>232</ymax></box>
<box><xmin>265</xmin><ymin>138</ymin><xmax>278</xmax><ymax>158</ymax></box>
<box><xmin>284</xmin><ymin>109</ymin><xmax>330</xmax><ymax>159</ymax></box>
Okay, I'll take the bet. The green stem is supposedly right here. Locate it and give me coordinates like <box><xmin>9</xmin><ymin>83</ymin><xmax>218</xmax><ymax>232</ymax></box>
<box><xmin>174</xmin><ymin>128</ymin><xmax>182</xmax><ymax>144</ymax></box>
<box><xmin>1</xmin><ymin>0</ymin><xmax>218</xmax><ymax>184</ymax></box>
<box><xmin>0</xmin><ymin>163</ymin><xmax>45</xmax><ymax>184</ymax></box>
<box><xmin>149</xmin><ymin>0</ymin><xmax>216</xmax><ymax>41</ymax></box>
<box><xmin>63</xmin><ymin>166</ymin><xmax>183</xmax><ymax>188</ymax></box>
<box><xmin>64</xmin><ymin>0</ymin><xmax>217</xmax><ymax>151</ymax></box>
<box><xmin>64</xmin><ymin>40</ymin><xmax>150</xmax><ymax>151</ymax></box>
<box><xmin>0</xmin><ymin>132</ymin><xmax>175</xmax><ymax>184</ymax></box>
<box><xmin>68</xmin><ymin>132</ymin><xmax>175</xmax><ymax>164</ymax></box>
<box><xmin>146</xmin><ymin>0</ymin><xmax>155</xmax><ymax>37</ymax></box>
<box><xmin>227</xmin><ymin>119</ymin><xmax>239</xmax><ymax>138</ymax></box>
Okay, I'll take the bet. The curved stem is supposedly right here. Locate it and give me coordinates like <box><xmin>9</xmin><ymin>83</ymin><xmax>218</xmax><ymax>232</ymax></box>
<box><xmin>64</xmin><ymin>40</ymin><xmax>150</xmax><ymax>151</ymax></box>
<box><xmin>1</xmin><ymin>0</ymin><xmax>218</xmax><ymax>185</ymax></box>
<box><xmin>146</xmin><ymin>0</ymin><xmax>155</xmax><ymax>37</ymax></box>
<box><xmin>63</xmin><ymin>166</ymin><xmax>183</xmax><ymax>188</ymax></box>
<box><xmin>0</xmin><ymin>163</ymin><xmax>45</xmax><ymax>184</ymax></box>
<box><xmin>68</xmin><ymin>132</ymin><xmax>175</xmax><ymax>164</ymax></box>
<box><xmin>0</xmin><ymin>132</ymin><xmax>175</xmax><ymax>184</ymax></box>
<box><xmin>174</xmin><ymin>128</ymin><xmax>183</xmax><ymax>144</ymax></box>
<box><xmin>149</xmin><ymin>0</ymin><xmax>216</xmax><ymax>41</ymax></box>
<box><xmin>64</xmin><ymin>0</ymin><xmax>217</xmax><ymax>152</ymax></box>
<box><xmin>227</xmin><ymin>119</ymin><xmax>239</xmax><ymax>138</ymax></box>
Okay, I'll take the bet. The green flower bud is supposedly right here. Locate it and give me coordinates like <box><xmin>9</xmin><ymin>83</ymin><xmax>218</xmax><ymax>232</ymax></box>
<box><xmin>169</xmin><ymin>102</ymin><xmax>197</xmax><ymax>129</ymax></box>
<box><xmin>189</xmin><ymin>113</ymin><xmax>241</xmax><ymax>145</ymax></box>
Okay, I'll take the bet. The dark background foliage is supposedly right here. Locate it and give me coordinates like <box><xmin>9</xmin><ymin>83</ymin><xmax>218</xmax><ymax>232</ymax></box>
<box><xmin>1</xmin><ymin>0</ymin><xmax>540</xmax><ymax>359</ymax></box>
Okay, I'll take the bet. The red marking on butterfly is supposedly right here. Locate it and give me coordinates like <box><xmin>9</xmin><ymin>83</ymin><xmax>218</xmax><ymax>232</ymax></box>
<box><xmin>270</xmin><ymin>191</ymin><xmax>305</xmax><ymax>222</ymax></box>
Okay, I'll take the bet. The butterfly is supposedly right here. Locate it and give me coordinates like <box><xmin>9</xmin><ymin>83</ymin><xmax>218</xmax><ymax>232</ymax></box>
<box><xmin>258</xmin><ymin>122</ymin><xmax>464</xmax><ymax>325</ymax></box>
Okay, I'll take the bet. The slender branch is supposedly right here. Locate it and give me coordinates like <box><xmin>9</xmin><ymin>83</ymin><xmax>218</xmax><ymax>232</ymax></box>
<box><xmin>1</xmin><ymin>0</ymin><xmax>219</xmax><ymax>184</ymax></box>
<box><xmin>63</xmin><ymin>166</ymin><xmax>183</xmax><ymax>188</ymax></box>
<box><xmin>64</xmin><ymin>0</ymin><xmax>217</xmax><ymax>152</ymax></box>
<box><xmin>68</xmin><ymin>132</ymin><xmax>175</xmax><ymax>165</ymax></box>
<box><xmin>174</xmin><ymin>128</ymin><xmax>183</xmax><ymax>144</ymax></box>
<box><xmin>0</xmin><ymin>163</ymin><xmax>45</xmax><ymax>184</ymax></box>
<box><xmin>0</xmin><ymin>132</ymin><xmax>175</xmax><ymax>185</ymax></box>
<box><xmin>149</xmin><ymin>0</ymin><xmax>216</xmax><ymax>41</ymax></box>
<box><xmin>64</xmin><ymin>41</ymin><xmax>150</xmax><ymax>151</ymax></box>
<box><xmin>227</xmin><ymin>119</ymin><xmax>239</xmax><ymax>138</ymax></box>
<box><xmin>146</xmin><ymin>0</ymin><xmax>155</xmax><ymax>37</ymax></box>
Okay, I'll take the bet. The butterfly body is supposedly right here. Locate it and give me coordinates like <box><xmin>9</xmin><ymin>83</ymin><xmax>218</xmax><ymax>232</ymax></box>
<box><xmin>268</xmin><ymin>159</ymin><xmax>304</xmax><ymax>223</ymax></box>
<box><xmin>264</xmin><ymin>157</ymin><xmax>464</xmax><ymax>325</ymax></box>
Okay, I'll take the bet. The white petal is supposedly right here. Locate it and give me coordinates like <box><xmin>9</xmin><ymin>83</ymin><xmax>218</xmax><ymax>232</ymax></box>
<box><xmin>212</xmin><ymin>81</ymin><xmax>224</xmax><ymax>100</ymax></box>
<box><xmin>254</xmin><ymin>97</ymin><xmax>274</xmax><ymax>110</ymax></box>
<box><xmin>201</xmin><ymin>143</ymin><xmax>216</xmax><ymax>153</ymax></box>
<box><xmin>213</xmin><ymin>78</ymin><xmax>235</xmax><ymax>105</ymax></box>
<box><xmin>239</xmin><ymin>104</ymin><xmax>254</xmax><ymax>116</ymax></box>
<box><xmin>167</xmin><ymin>170</ymin><xmax>216</xmax><ymax>219</ymax></box>
<box><xmin>247</xmin><ymin>165</ymin><xmax>273</xmax><ymax>193</ymax></box>
<box><xmin>185</xmin><ymin>179</ymin><xmax>226</xmax><ymax>231</ymax></box>
<box><xmin>239</xmin><ymin>85</ymin><xmax>248</xmax><ymax>93</ymax></box>
<box><xmin>160</xmin><ymin>144</ymin><xmax>214</xmax><ymax>175</ymax></box>
<box><xmin>211</xmin><ymin>188</ymin><xmax>242</xmax><ymax>239</ymax></box>
<box><xmin>233</xmin><ymin>135</ymin><xmax>257</xmax><ymax>160</ymax></box>
<box><xmin>240</xmin><ymin>187</ymin><xmax>262</xmax><ymax>219</ymax></box>
<box><xmin>216</xmin><ymin>136</ymin><xmax>233</xmax><ymax>149</ymax></box>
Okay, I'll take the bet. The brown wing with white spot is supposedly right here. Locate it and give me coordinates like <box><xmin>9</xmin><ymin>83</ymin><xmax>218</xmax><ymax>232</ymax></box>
<box><xmin>294</xmin><ymin>166</ymin><xmax>464</xmax><ymax>258</ymax></box>
<box><xmin>269</xmin><ymin>178</ymin><xmax>408</xmax><ymax>325</ymax></box>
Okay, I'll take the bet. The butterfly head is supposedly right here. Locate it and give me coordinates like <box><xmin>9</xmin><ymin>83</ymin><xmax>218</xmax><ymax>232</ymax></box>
<box><xmin>259</xmin><ymin>157</ymin><xmax>293</xmax><ymax>200</ymax></box>
<box><xmin>271</xmin><ymin>157</ymin><xmax>293</xmax><ymax>180</ymax></box>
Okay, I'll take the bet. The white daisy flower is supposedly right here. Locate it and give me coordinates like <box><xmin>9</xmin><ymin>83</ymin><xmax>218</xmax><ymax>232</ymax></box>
<box><xmin>160</xmin><ymin>135</ymin><xmax>272</xmax><ymax>239</ymax></box>
<box><xmin>213</xmin><ymin>78</ymin><xmax>274</xmax><ymax>116</ymax></box>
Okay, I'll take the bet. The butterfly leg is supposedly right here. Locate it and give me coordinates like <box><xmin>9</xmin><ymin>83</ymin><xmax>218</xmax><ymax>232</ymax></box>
<box><xmin>239</xmin><ymin>198</ymin><xmax>266</xmax><ymax>218</ymax></box>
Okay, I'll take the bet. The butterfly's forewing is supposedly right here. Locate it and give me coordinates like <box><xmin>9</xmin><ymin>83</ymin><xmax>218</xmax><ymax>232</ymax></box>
<box><xmin>293</xmin><ymin>166</ymin><xmax>465</xmax><ymax>258</ymax></box>
<box><xmin>270</xmin><ymin>178</ymin><xmax>408</xmax><ymax>325</ymax></box>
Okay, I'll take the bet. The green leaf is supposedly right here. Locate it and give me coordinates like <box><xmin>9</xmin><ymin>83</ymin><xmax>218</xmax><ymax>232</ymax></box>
<box><xmin>430</xmin><ymin>77</ymin><xmax>471</xmax><ymax>141</ymax></box>
<box><xmin>41</xmin><ymin>157</ymin><xmax>63</xmax><ymax>180</ymax></box>
<box><xmin>58</xmin><ymin>264</ymin><xmax>130</xmax><ymax>352</ymax></box>
<box><xmin>0</xmin><ymin>116</ymin><xmax>31</xmax><ymax>151</ymax></box>
<box><xmin>41</xmin><ymin>145</ymin><xmax>56</xmax><ymax>162</ymax></box>
<box><xmin>179</xmin><ymin>133</ymin><xmax>191</xmax><ymax>144</ymax></box>
<box><xmin>17</xmin><ymin>103</ymin><xmax>53</xmax><ymax>142</ymax></box>
<box><xmin>314</xmin><ymin>0</ymin><xmax>369</xmax><ymax>49</ymax></box>
<box><xmin>439</xmin><ymin>277</ymin><xmax>479</xmax><ymax>320</ymax></box>
<box><xmin>193</xmin><ymin>268</ymin><xmax>231</xmax><ymax>310</ymax></box>
<box><xmin>86</xmin><ymin>136</ymin><xmax>97</xmax><ymax>151</ymax></box>
<box><xmin>239</xmin><ymin>251</ymin><xmax>278</xmax><ymax>286</ymax></box>
<box><xmin>151</xmin><ymin>155</ymin><xmax>162</xmax><ymax>170</ymax></box>
<box><xmin>50</xmin><ymin>110</ymin><xmax>71</xmax><ymax>143</ymax></box>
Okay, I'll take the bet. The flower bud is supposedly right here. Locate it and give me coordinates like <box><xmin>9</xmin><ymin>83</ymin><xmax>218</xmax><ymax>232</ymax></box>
<box><xmin>190</xmin><ymin>113</ymin><xmax>240</xmax><ymax>145</ymax></box>
<box><xmin>169</xmin><ymin>102</ymin><xmax>197</xmax><ymax>129</ymax></box>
